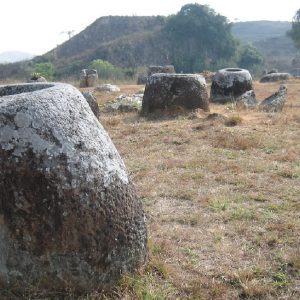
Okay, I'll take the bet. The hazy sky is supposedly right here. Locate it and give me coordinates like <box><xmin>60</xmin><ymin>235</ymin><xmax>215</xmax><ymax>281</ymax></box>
<box><xmin>1</xmin><ymin>0</ymin><xmax>299</xmax><ymax>55</ymax></box>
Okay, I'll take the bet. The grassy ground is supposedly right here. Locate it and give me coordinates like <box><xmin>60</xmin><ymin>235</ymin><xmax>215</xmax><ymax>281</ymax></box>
<box><xmin>86</xmin><ymin>80</ymin><xmax>300</xmax><ymax>299</ymax></box>
<box><xmin>1</xmin><ymin>79</ymin><xmax>299</xmax><ymax>299</ymax></box>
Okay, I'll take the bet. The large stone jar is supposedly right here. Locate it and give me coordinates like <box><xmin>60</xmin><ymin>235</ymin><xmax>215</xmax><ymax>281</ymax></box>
<box><xmin>0</xmin><ymin>83</ymin><xmax>147</xmax><ymax>293</ymax></box>
<box><xmin>210</xmin><ymin>68</ymin><xmax>253</xmax><ymax>103</ymax></box>
<box><xmin>80</xmin><ymin>69</ymin><xmax>98</xmax><ymax>88</ymax></box>
<box><xmin>142</xmin><ymin>73</ymin><xmax>209</xmax><ymax>114</ymax></box>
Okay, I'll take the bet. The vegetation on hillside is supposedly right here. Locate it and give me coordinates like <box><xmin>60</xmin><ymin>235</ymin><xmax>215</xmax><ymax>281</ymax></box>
<box><xmin>232</xmin><ymin>21</ymin><xmax>291</xmax><ymax>43</ymax></box>
<box><xmin>237</xmin><ymin>44</ymin><xmax>264</xmax><ymax>74</ymax></box>
<box><xmin>89</xmin><ymin>59</ymin><xmax>135</xmax><ymax>81</ymax></box>
<box><xmin>288</xmin><ymin>9</ymin><xmax>300</xmax><ymax>49</ymax></box>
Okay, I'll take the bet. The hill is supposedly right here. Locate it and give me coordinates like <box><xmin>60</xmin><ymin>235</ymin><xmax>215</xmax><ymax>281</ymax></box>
<box><xmin>1</xmin><ymin>5</ymin><xmax>238</xmax><ymax>80</ymax></box>
<box><xmin>0</xmin><ymin>16</ymin><xmax>298</xmax><ymax>81</ymax></box>
<box><xmin>232</xmin><ymin>21</ymin><xmax>291</xmax><ymax>43</ymax></box>
<box><xmin>41</xmin><ymin>16</ymin><xmax>169</xmax><ymax>77</ymax></box>
<box><xmin>47</xmin><ymin>19</ymin><xmax>298</xmax><ymax>74</ymax></box>
<box><xmin>232</xmin><ymin>21</ymin><xmax>298</xmax><ymax>71</ymax></box>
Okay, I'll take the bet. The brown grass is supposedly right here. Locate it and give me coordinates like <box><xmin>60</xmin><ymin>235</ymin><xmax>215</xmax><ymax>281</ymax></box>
<box><xmin>90</xmin><ymin>79</ymin><xmax>300</xmax><ymax>299</ymax></box>
<box><xmin>3</xmin><ymin>79</ymin><xmax>300</xmax><ymax>299</ymax></box>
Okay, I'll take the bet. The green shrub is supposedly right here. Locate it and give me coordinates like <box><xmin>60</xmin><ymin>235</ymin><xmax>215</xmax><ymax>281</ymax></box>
<box><xmin>89</xmin><ymin>59</ymin><xmax>135</xmax><ymax>81</ymax></box>
<box><xmin>34</xmin><ymin>62</ymin><xmax>55</xmax><ymax>80</ymax></box>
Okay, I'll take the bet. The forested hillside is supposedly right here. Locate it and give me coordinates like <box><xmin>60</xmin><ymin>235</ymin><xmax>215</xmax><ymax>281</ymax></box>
<box><xmin>232</xmin><ymin>21</ymin><xmax>298</xmax><ymax>71</ymax></box>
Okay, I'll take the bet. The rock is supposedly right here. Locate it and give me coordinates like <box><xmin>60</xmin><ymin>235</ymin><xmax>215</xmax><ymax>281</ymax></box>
<box><xmin>259</xmin><ymin>85</ymin><xmax>287</xmax><ymax>112</ymax></box>
<box><xmin>260</xmin><ymin>73</ymin><xmax>291</xmax><ymax>83</ymax></box>
<box><xmin>27</xmin><ymin>73</ymin><xmax>47</xmax><ymax>83</ymax></box>
<box><xmin>104</xmin><ymin>94</ymin><xmax>143</xmax><ymax>113</ymax></box>
<box><xmin>235</xmin><ymin>90</ymin><xmax>257</xmax><ymax>109</ymax></box>
<box><xmin>0</xmin><ymin>83</ymin><xmax>147</xmax><ymax>293</ymax></box>
<box><xmin>147</xmin><ymin>65</ymin><xmax>176</xmax><ymax>76</ymax></box>
<box><xmin>142</xmin><ymin>73</ymin><xmax>209</xmax><ymax>114</ymax></box>
<box><xmin>95</xmin><ymin>84</ymin><xmax>120</xmax><ymax>92</ymax></box>
<box><xmin>80</xmin><ymin>69</ymin><xmax>98</xmax><ymax>87</ymax></box>
<box><xmin>81</xmin><ymin>91</ymin><xmax>100</xmax><ymax>118</ymax></box>
<box><xmin>210</xmin><ymin>68</ymin><xmax>253</xmax><ymax>103</ymax></box>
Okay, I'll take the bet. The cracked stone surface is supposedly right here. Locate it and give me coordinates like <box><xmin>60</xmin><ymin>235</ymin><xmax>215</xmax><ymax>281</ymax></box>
<box><xmin>0</xmin><ymin>82</ymin><xmax>147</xmax><ymax>292</ymax></box>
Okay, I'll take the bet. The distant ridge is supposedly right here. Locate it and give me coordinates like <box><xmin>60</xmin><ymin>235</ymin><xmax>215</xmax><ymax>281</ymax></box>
<box><xmin>0</xmin><ymin>51</ymin><xmax>35</xmax><ymax>63</ymax></box>
<box><xmin>232</xmin><ymin>21</ymin><xmax>291</xmax><ymax>43</ymax></box>
<box><xmin>232</xmin><ymin>21</ymin><xmax>297</xmax><ymax>71</ymax></box>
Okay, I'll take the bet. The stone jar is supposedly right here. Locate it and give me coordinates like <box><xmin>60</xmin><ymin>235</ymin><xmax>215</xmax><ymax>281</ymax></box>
<box><xmin>142</xmin><ymin>73</ymin><xmax>209</xmax><ymax>114</ymax></box>
<box><xmin>210</xmin><ymin>68</ymin><xmax>253</xmax><ymax>103</ymax></box>
<box><xmin>0</xmin><ymin>83</ymin><xmax>147</xmax><ymax>293</ymax></box>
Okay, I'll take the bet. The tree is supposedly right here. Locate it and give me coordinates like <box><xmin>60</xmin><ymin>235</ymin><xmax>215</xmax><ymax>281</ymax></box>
<box><xmin>238</xmin><ymin>44</ymin><xmax>264</xmax><ymax>70</ymax></box>
<box><xmin>34</xmin><ymin>62</ymin><xmax>55</xmax><ymax>80</ymax></box>
<box><xmin>164</xmin><ymin>4</ymin><xmax>238</xmax><ymax>72</ymax></box>
<box><xmin>288</xmin><ymin>9</ymin><xmax>300</xmax><ymax>49</ymax></box>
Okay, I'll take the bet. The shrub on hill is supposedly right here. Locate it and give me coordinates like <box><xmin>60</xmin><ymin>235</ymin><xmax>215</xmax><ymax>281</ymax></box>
<box><xmin>89</xmin><ymin>59</ymin><xmax>135</xmax><ymax>81</ymax></box>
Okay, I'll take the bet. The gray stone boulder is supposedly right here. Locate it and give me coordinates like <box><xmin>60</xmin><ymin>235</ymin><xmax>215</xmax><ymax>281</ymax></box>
<box><xmin>259</xmin><ymin>85</ymin><xmax>287</xmax><ymax>112</ymax></box>
<box><xmin>95</xmin><ymin>84</ymin><xmax>120</xmax><ymax>92</ymax></box>
<box><xmin>142</xmin><ymin>73</ymin><xmax>209</xmax><ymax>114</ymax></box>
<box><xmin>235</xmin><ymin>90</ymin><xmax>257</xmax><ymax>109</ymax></box>
<box><xmin>147</xmin><ymin>65</ymin><xmax>176</xmax><ymax>76</ymax></box>
<box><xmin>81</xmin><ymin>91</ymin><xmax>100</xmax><ymax>118</ymax></box>
<box><xmin>0</xmin><ymin>83</ymin><xmax>147</xmax><ymax>293</ymax></box>
<box><xmin>104</xmin><ymin>94</ymin><xmax>143</xmax><ymax>113</ymax></box>
<box><xmin>80</xmin><ymin>69</ymin><xmax>98</xmax><ymax>87</ymax></box>
<box><xmin>210</xmin><ymin>68</ymin><xmax>253</xmax><ymax>103</ymax></box>
<box><xmin>260</xmin><ymin>73</ymin><xmax>291</xmax><ymax>83</ymax></box>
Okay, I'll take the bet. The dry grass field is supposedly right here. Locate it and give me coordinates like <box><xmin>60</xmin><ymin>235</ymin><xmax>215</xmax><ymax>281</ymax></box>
<box><xmin>0</xmin><ymin>79</ymin><xmax>299</xmax><ymax>299</ymax></box>
<box><xmin>85</xmin><ymin>80</ymin><xmax>300</xmax><ymax>299</ymax></box>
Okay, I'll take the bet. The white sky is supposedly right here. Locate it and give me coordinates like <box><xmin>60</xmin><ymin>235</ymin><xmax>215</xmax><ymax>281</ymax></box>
<box><xmin>1</xmin><ymin>0</ymin><xmax>299</xmax><ymax>55</ymax></box>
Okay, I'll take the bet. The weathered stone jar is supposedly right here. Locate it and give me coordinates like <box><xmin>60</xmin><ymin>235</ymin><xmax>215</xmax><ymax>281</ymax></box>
<box><xmin>142</xmin><ymin>73</ymin><xmax>209</xmax><ymax>114</ymax></box>
<box><xmin>0</xmin><ymin>83</ymin><xmax>147</xmax><ymax>293</ymax></box>
<box><xmin>210</xmin><ymin>68</ymin><xmax>253</xmax><ymax>103</ymax></box>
